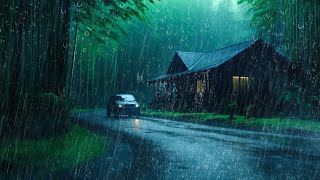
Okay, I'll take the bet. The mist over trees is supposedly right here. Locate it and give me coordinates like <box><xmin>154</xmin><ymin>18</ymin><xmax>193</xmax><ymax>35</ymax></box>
<box><xmin>1</xmin><ymin>0</ymin><xmax>319</xmax><ymax>117</ymax></box>
<box><xmin>239</xmin><ymin>0</ymin><xmax>320</xmax><ymax>88</ymax></box>
<box><xmin>0</xmin><ymin>0</ymin><xmax>156</xmax><ymax>130</ymax></box>
<box><xmin>70</xmin><ymin>0</ymin><xmax>254</xmax><ymax>105</ymax></box>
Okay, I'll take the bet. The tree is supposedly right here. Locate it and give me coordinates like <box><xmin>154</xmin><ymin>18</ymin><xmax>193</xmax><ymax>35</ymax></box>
<box><xmin>239</xmin><ymin>0</ymin><xmax>320</xmax><ymax>90</ymax></box>
<box><xmin>0</xmin><ymin>0</ymin><xmax>159</xmax><ymax>125</ymax></box>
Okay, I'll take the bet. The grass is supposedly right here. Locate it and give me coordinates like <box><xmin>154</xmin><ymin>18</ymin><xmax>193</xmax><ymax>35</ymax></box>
<box><xmin>242</xmin><ymin>117</ymin><xmax>320</xmax><ymax>133</ymax></box>
<box><xmin>71</xmin><ymin>108</ymin><xmax>102</xmax><ymax>114</ymax></box>
<box><xmin>142</xmin><ymin>110</ymin><xmax>238</xmax><ymax>122</ymax></box>
<box><xmin>142</xmin><ymin>110</ymin><xmax>320</xmax><ymax>134</ymax></box>
<box><xmin>0</xmin><ymin>124</ymin><xmax>109</xmax><ymax>172</ymax></box>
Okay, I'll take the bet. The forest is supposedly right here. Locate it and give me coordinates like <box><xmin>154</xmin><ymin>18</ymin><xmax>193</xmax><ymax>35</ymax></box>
<box><xmin>0</xmin><ymin>0</ymin><xmax>320</xmax><ymax>135</ymax></box>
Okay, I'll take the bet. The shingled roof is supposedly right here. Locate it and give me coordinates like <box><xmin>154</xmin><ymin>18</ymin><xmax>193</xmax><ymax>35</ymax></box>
<box><xmin>149</xmin><ymin>39</ymin><xmax>261</xmax><ymax>82</ymax></box>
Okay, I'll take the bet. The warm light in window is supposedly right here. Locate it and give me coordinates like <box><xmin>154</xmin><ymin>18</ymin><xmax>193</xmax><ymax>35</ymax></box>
<box><xmin>196</xmin><ymin>80</ymin><xmax>202</xmax><ymax>94</ymax></box>
<box><xmin>233</xmin><ymin>76</ymin><xmax>253</xmax><ymax>93</ymax></box>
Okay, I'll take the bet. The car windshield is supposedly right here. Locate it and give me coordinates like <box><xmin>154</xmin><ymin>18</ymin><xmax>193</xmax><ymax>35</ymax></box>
<box><xmin>116</xmin><ymin>95</ymin><xmax>135</xmax><ymax>102</ymax></box>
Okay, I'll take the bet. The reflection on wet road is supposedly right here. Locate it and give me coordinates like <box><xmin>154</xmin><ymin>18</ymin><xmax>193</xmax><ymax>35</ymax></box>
<box><xmin>76</xmin><ymin>110</ymin><xmax>320</xmax><ymax>180</ymax></box>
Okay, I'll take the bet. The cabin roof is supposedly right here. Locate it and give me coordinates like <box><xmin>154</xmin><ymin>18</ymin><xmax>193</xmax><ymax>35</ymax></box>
<box><xmin>148</xmin><ymin>39</ymin><xmax>269</xmax><ymax>82</ymax></box>
<box><xmin>176</xmin><ymin>51</ymin><xmax>204</xmax><ymax>69</ymax></box>
<box><xmin>189</xmin><ymin>40</ymin><xmax>255</xmax><ymax>72</ymax></box>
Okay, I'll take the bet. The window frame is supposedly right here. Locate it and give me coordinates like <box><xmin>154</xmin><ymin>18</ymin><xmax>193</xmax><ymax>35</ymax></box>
<box><xmin>232</xmin><ymin>75</ymin><xmax>253</xmax><ymax>93</ymax></box>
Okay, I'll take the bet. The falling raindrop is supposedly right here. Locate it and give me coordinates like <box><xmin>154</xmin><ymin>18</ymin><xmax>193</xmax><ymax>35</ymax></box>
<box><xmin>168</xmin><ymin>45</ymin><xmax>173</xmax><ymax>49</ymax></box>
<box><xmin>76</xmin><ymin>2</ymin><xmax>83</xmax><ymax>8</ymax></box>
<box><xmin>83</xmin><ymin>48</ymin><xmax>87</xmax><ymax>52</ymax></box>
<box><xmin>84</xmin><ymin>31</ymin><xmax>89</xmax><ymax>36</ymax></box>
<box><xmin>252</xmin><ymin>35</ymin><xmax>258</xmax><ymax>41</ymax></box>
<box><xmin>279</xmin><ymin>10</ymin><xmax>285</xmax><ymax>15</ymax></box>
<box><xmin>298</xmin><ymin>24</ymin><xmax>304</xmax><ymax>30</ymax></box>
<box><xmin>87</xmin><ymin>27</ymin><xmax>94</xmax><ymax>31</ymax></box>
<box><xmin>285</xmin><ymin>44</ymin><xmax>290</xmax><ymax>50</ymax></box>
<box><xmin>61</xmin><ymin>9</ymin><xmax>66</xmax><ymax>15</ymax></box>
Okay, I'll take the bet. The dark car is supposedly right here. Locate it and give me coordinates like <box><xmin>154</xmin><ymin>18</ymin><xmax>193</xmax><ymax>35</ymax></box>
<box><xmin>107</xmin><ymin>94</ymin><xmax>140</xmax><ymax>117</ymax></box>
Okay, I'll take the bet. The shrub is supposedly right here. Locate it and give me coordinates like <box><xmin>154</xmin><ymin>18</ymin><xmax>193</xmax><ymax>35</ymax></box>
<box><xmin>278</xmin><ymin>89</ymin><xmax>316</xmax><ymax>118</ymax></box>
<box><xmin>12</xmin><ymin>92</ymin><xmax>73</xmax><ymax>138</ymax></box>
<box><xmin>244</xmin><ymin>104</ymin><xmax>255</xmax><ymax>119</ymax></box>
<box><xmin>226</xmin><ymin>101</ymin><xmax>238</xmax><ymax>120</ymax></box>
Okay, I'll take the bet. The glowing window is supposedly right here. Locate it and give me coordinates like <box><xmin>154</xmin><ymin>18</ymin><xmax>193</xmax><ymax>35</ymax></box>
<box><xmin>196</xmin><ymin>80</ymin><xmax>202</xmax><ymax>94</ymax></box>
<box><xmin>233</xmin><ymin>76</ymin><xmax>253</xmax><ymax>93</ymax></box>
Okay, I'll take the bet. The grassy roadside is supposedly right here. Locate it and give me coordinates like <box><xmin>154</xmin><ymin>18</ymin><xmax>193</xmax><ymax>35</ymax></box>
<box><xmin>0</xmin><ymin>124</ymin><xmax>109</xmax><ymax>173</ymax></box>
<box><xmin>71</xmin><ymin>108</ymin><xmax>103</xmax><ymax>114</ymax></box>
<box><xmin>142</xmin><ymin>110</ymin><xmax>320</xmax><ymax>135</ymax></box>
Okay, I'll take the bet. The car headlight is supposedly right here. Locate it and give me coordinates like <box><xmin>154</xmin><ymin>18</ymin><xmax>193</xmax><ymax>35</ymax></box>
<box><xmin>135</xmin><ymin>104</ymin><xmax>139</xmax><ymax>107</ymax></box>
<box><xmin>118</xmin><ymin>104</ymin><xmax>122</xmax><ymax>108</ymax></box>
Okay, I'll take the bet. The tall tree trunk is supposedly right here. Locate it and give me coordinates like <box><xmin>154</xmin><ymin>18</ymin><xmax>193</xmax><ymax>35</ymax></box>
<box><xmin>67</xmin><ymin>19</ymin><xmax>78</xmax><ymax>97</ymax></box>
<box><xmin>8</xmin><ymin>0</ymin><xmax>24</xmax><ymax>123</ymax></box>
<box><xmin>57</xmin><ymin>0</ymin><xmax>71</xmax><ymax>96</ymax></box>
<box><xmin>0</xmin><ymin>0</ymin><xmax>14</xmax><ymax>116</ymax></box>
<box><xmin>46</xmin><ymin>0</ymin><xmax>57</xmax><ymax>93</ymax></box>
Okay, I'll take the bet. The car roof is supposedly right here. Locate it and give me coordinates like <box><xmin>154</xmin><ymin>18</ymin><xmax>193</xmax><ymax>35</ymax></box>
<box><xmin>113</xmin><ymin>94</ymin><xmax>134</xmax><ymax>97</ymax></box>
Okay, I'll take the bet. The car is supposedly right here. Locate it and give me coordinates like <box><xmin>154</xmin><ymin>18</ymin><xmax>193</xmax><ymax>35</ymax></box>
<box><xmin>107</xmin><ymin>94</ymin><xmax>140</xmax><ymax>117</ymax></box>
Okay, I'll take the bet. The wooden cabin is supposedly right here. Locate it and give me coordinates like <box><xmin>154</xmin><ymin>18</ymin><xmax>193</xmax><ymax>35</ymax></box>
<box><xmin>148</xmin><ymin>39</ymin><xmax>292</xmax><ymax>116</ymax></box>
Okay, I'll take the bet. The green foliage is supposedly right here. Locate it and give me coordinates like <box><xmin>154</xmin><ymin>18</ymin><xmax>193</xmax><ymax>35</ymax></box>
<box><xmin>238</xmin><ymin>0</ymin><xmax>320</xmax><ymax>92</ymax></box>
<box><xmin>112</xmin><ymin>0</ymin><xmax>254</xmax><ymax>96</ymax></box>
<box><xmin>11</xmin><ymin>92</ymin><xmax>74</xmax><ymax>138</ymax></box>
<box><xmin>76</xmin><ymin>0</ymin><xmax>158</xmax><ymax>45</ymax></box>
<box><xmin>0</xmin><ymin>125</ymin><xmax>108</xmax><ymax>173</ymax></box>
<box><xmin>278</xmin><ymin>89</ymin><xmax>317</xmax><ymax>118</ymax></box>
<box><xmin>142</xmin><ymin>110</ymin><xmax>232</xmax><ymax>122</ymax></box>
<box><xmin>143</xmin><ymin>110</ymin><xmax>320</xmax><ymax>134</ymax></box>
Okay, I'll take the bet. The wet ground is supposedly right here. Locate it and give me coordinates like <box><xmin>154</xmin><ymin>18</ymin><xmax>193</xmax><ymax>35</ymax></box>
<box><xmin>66</xmin><ymin>110</ymin><xmax>320</xmax><ymax>180</ymax></box>
<box><xmin>4</xmin><ymin>110</ymin><xmax>315</xmax><ymax>179</ymax></box>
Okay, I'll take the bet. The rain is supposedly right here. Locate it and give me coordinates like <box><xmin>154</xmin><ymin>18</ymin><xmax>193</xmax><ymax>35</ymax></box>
<box><xmin>0</xmin><ymin>0</ymin><xmax>320</xmax><ymax>179</ymax></box>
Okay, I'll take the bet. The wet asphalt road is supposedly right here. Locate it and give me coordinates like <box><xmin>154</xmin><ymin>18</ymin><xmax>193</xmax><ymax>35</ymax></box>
<box><xmin>74</xmin><ymin>110</ymin><xmax>320</xmax><ymax>180</ymax></box>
